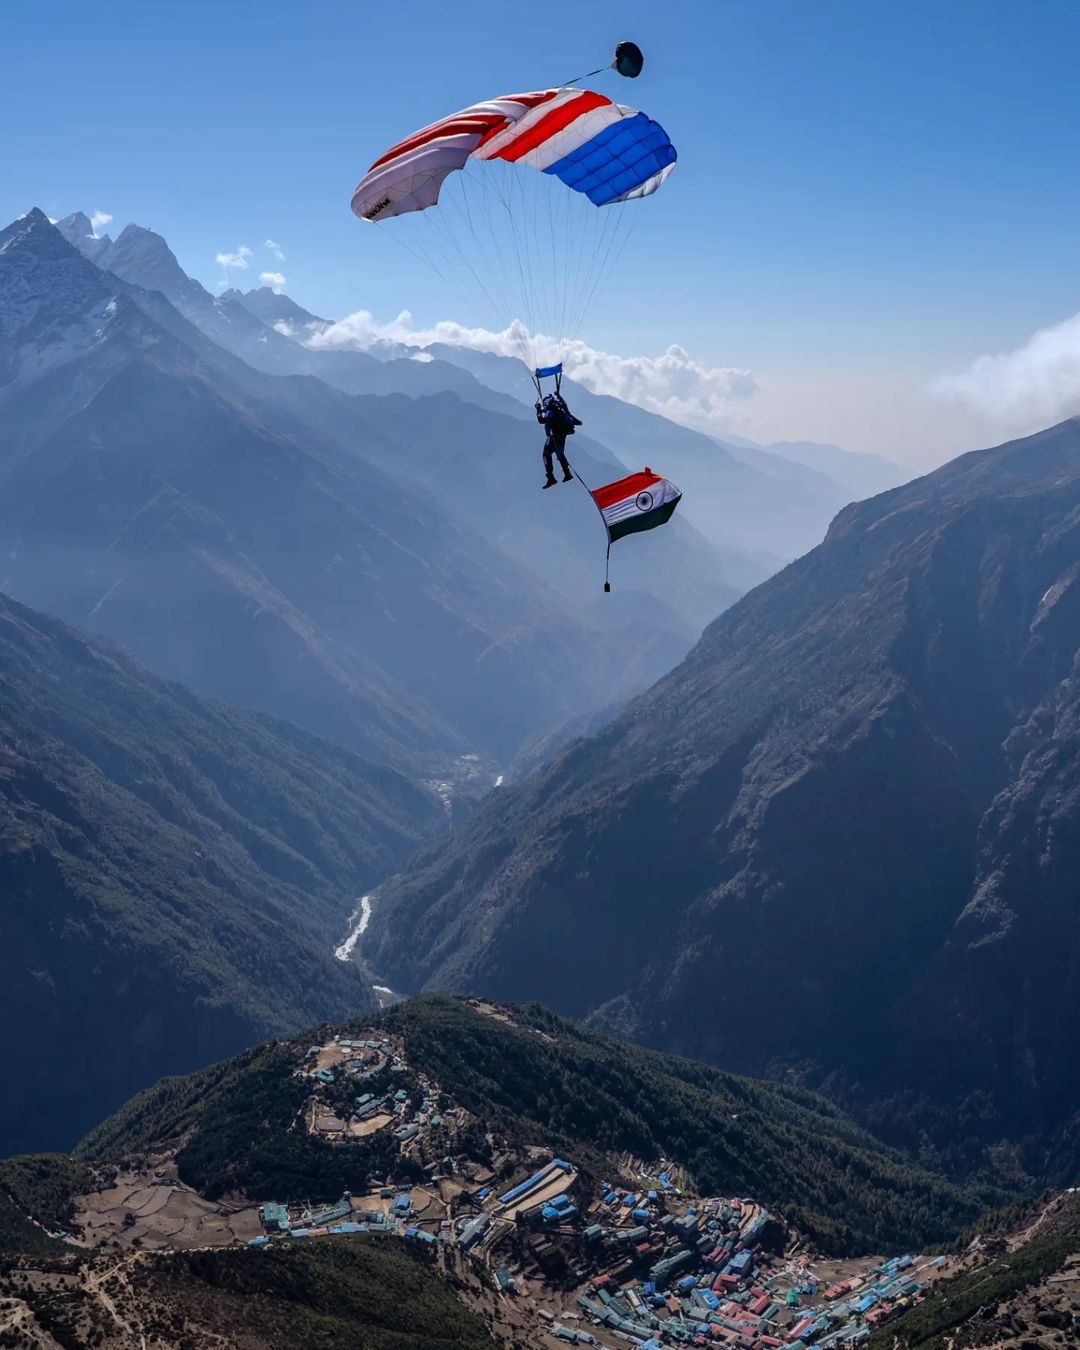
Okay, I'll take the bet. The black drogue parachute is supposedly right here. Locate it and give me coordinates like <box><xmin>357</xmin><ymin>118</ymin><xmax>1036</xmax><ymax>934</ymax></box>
<box><xmin>350</xmin><ymin>41</ymin><xmax>682</xmax><ymax>589</ymax></box>
<box><xmin>612</xmin><ymin>40</ymin><xmax>645</xmax><ymax>78</ymax></box>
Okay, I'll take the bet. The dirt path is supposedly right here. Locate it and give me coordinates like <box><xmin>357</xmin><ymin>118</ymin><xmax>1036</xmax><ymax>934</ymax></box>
<box><xmin>81</xmin><ymin>1258</ymin><xmax>143</xmax><ymax>1344</ymax></box>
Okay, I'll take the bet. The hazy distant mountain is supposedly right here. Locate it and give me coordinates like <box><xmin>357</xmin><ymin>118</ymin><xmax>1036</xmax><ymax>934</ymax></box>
<box><xmin>366</xmin><ymin>417</ymin><xmax>1080</xmax><ymax>1185</ymax></box>
<box><xmin>0</xmin><ymin>590</ymin><xmax>444</xmax><ymax>1154</ymax></box>
<box><xmin>56</xmin><ymin>214</ymin><xmax>523</xmax><ymax>413</ymax></box>
<box><xmin>229</xmin><ymin>283</ymin><xmax>332</xmax><ymax>334</ymax></box>
<box><xmin>755</xmin><ymin>439</ymin><xmax>909</xmax><ymax>500</ymax></box>
<box><xmin>52</xmin><ymin>208</ymin><xmax>111</xmax><ymax>263</ymax></box>
<box><xmin>1</xmin><ymin>211</ymin><xmax>654</xmax><ymax>770</ymax></box>
<box><xmin>57</xmin><ymin>215</ymin><xmax>355</xmax><ymax>375</ymax></box>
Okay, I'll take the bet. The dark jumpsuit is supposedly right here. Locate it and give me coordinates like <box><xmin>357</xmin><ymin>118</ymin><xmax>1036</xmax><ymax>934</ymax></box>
<box><xmin>537</xmin><ymin>396</ymin><xmax>579</xmax><ymax>481</ymax></box>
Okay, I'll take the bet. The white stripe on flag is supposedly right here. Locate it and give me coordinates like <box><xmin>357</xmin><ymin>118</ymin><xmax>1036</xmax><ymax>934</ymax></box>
<box><xmin>599</xmin><ymin>477</ymin><xmax>680</xmax><ymax>527</ymax></box>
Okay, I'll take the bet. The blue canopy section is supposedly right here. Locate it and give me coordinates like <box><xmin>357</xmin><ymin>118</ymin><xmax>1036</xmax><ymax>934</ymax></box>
<box><xmin>535</xmin><ymin>362</ymin><xmax>563</xmax><ymax>379</ymax></box>
<box><xmin>544</xmin><ymin>113</ymin><xmax>677</xmax><ymax>207</ymax></box>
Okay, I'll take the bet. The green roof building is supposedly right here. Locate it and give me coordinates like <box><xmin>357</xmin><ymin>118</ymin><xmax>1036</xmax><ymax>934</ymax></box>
<box><xmin>260</xmin><ymin>1202</ymin><xmax>289</xmax><ymax>1232</ymax></box>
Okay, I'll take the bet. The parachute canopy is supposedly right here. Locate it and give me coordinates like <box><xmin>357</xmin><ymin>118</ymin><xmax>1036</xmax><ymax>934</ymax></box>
<box><xmin>352</xmin><ymin>87</ymin><xmax>676</xmax><ymax>222</ymax></box>
<box><xmin>350</xmin><ymin>64</ymin><xmax>676</xmax><ymax>378</ymax></box>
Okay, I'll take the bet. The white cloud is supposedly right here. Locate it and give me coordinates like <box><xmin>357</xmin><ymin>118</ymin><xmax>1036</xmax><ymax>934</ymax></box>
<box><xmin>306</xmin><ymin>310</ymin><xmax>757</xmax><ymax>434</ymax></box>
<box><xmin>556</xmin><ymin>339</ymin><xmax>757</xmax><ymax>434</ymax></box>
<box><xmin>215</xmin><ymin>245</ymin><xmax>253</xmax><ymax>287</ymax></box>
<box><xmin>933</xmin><ymin>310</ymin><xmax>1080</xmax><ymax>433</ymax></box>
<box><xmin>265</xmin><ymin>238</ymin><xmax>286</xmax><ymax>261</ymax></box>
<box><xmin>89</xmin><ymin>210</ymin><xmax>112</xmax><ymax>237</ymax></box>
<box><xmin>272</xmin><ymin>319</ymin><xmax>295</xmax><ymax>337</ymax></box>
<box><xmin>260</xmin><ymin>270</ymin><xmax>287</xmax><ymax>294</ymax></box>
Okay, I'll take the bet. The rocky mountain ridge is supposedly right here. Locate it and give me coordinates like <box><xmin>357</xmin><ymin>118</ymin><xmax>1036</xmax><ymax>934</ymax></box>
<box><xmin>364</xmin><ymin>417</ymin><xmax>1080</xmax><ymax>1185</ymax></box>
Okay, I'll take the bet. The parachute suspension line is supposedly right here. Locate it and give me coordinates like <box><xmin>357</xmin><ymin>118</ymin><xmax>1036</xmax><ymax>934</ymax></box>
<box><xmin>490</xmin><ymin>165</ymin><xmax>538</xmax><ymax>367</ymax></box>
<box><xmin>426</xmin><ymin>196</ymin><xmax>507</xmax><ymax>341</ymax></box>
<box><xmin>383</xmin><ymin>175</ymin><xmax>521</xmax><ymax>364</ymax></box>
<box><xmin>442</xmin><ymin>159</ymin><xmax>638</xmax><ymax>378</ymax></box>
<box><xmin>572</xmin><ymin>204</ymin><xmax>641</xmax><ymax>345</ymax></box>
<box><xmin>545</xmin><ymin>166</ymin><xmax>559</xmax><ymax>360</ymax></box>
<box><xmin>559</xmin><ymin>183</ymin><xmax>583</xmax><ymax>353</ymax></box>
<box><xmin>564</xmin><ymin>201</ymin><xmax>621</xmax><ymax>343</ymax></box>
<box><xmin>571</xmin><ymin>205</ymin><xmax>616</xmax><ymax>339</ymax></box>
<box><xmin>561</xmin><ymin>172</ymin><xmax>577</xmax><ymax>353</ymax></box>
<box><xmin>479</xmin><ymin>178</ymin><xmax>527</xmax><ymax>358</ymax></box>
<box><xmin>459</xmin><ymin>174</ymin><xmax>533</xmax><ymax>368</ymax></box>
<box><xmin>452</xmin><ymin>165</ymin><xmax>534</xmax><ymax>369</ymax></box>
<box><xmin>382</xmin><ymin>223</ymin><xmax>472</xmax><ymax>313</ymax></box>
<box><xmin>469</xmin><ymin>168</ymin><xmax>532</xmax><ymax>365</ymax></box>
<box><xmin>522</xmin><ymin>170</ymin><xmax>551</xmax><ymax>359</ymax></box>
<box><xmin>442</xmin><ymin>175</ymin><xmax>510</xmax><ymax>326</ymax></box>
<box><xmin>512</xmin><ymin>169</ymin><xmax>540</xmax><ymax>356</ymax></box>
<box><xmin>519</xmin><ymin>169</ymin><xmax>554</xmax><ymax>367</ymax></box>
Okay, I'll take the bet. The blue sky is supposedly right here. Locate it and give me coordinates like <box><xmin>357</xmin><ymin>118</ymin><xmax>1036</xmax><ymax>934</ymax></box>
<box><xmin>4</xmin><ymin>0</ymin><xmax>1080</xmax><ymax>462</ymax></box>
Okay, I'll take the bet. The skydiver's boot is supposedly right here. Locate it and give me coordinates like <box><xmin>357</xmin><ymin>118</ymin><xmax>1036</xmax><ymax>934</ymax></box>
<box><xmin>562</xmin><ymin>469</ymin><xmax>574</xmax><ymax>482</ymax></box>
<box><xmin>542</xmin><ymin>474</ymin><xmax>558</xmax><ymax>489</ymax></box>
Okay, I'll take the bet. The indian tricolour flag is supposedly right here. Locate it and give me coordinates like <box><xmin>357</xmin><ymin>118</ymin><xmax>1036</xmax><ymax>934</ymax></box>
<box><xmin>592</xmin><ymin>468</ymin><xmax>682</xmax><ymax>543</ymax></box>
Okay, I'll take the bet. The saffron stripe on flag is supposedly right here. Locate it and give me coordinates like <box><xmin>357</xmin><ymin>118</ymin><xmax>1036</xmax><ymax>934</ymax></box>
<box><xmin>591</xmin><ymin>470</ymin><xmax>662</xmax><ymax>512</ymax></box>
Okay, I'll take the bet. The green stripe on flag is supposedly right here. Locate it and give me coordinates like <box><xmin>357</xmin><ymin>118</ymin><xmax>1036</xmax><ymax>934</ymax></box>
<box><xmin>607</xmin><ymin>499</ymin><xmax>680</xmax><ymax>544</ymax></box>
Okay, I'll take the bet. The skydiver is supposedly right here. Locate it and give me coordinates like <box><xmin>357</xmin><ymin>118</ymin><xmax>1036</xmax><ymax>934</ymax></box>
<box><xmin>536</xmin><ymin>391</ymin><xmax>582</xmax><ymax>489</ymax></box>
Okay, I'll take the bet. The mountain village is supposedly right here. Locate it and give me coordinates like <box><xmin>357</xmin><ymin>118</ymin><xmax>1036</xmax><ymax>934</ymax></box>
<box><xmin>64</xmin><ymin>1003</ymin><xmax>961</xmax><ymax>1350</ymax></box>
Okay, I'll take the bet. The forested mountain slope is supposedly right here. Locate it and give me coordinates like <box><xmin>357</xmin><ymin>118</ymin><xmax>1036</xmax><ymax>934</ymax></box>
<box><xmin>0</xmin><ymin>592</ymin><xmax>443</xmax><ymax>1154</ymax></box>
<box><xmin>79</xmin><ymin>995</ymin><xmax>992</xmax><ymax>1254</ymax></box>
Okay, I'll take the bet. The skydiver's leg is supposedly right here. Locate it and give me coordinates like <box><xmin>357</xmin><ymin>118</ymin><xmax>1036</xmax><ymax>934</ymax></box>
<box><xmin>555</xmin><ymin>436</ymin><xmax>573</xmax><ymax>481</ymax></box>
<box><xmin>542</xmin><ymin>436</ymin><xmax>557</xmax><ymax>488</ymax></box>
